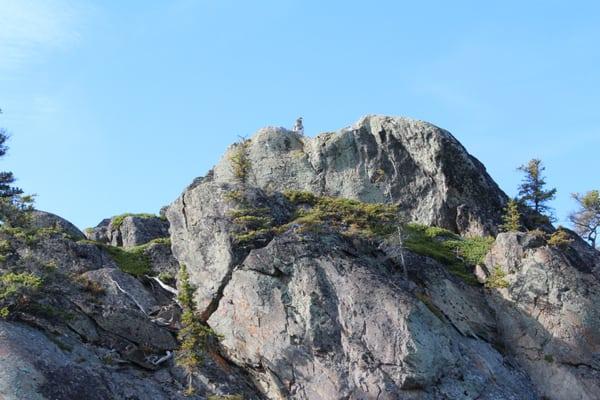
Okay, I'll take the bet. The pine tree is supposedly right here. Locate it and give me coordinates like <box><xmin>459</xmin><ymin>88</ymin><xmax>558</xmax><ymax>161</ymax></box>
<box><xmin>176</xmin><ymin>264</ymin><xmax>213</xmax><ymax>396</ymax></box>
<box><xmin>569</xmin><ymin>190</ymin><xmax>600</xmax><ymax>248</ymax></box>
<box><xmin>517</xmin><ymin>159</ymin><xmax>556</xmax><ymax>220</ymax></box>
<box><xmin>0</xmin><ymin>112</ymin><xmax>34</xmax><ymax>227</ymax></box>
<box><xmin>500</xmin><ymin>198</ymin><xmax>522</xmax><ymax>232</ymax></box>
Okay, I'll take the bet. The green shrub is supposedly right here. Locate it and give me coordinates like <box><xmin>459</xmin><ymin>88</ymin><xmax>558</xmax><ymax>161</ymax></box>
<box><xmin>548</xmin><ymin>229</ymin><xmax>573</xmax><ymax>249</ymax></box>
<box><xmin>177</xmin><ymin>264</ymin><xmax>217</xmax><ymax>396</ymax></box>
<box><xmin>229</xmin><ymin>139</ymin><xmax>251</xmax><ymax>183</ymax></box>
<box><xmin>158</xmin><ymin>271</ymin><xmax>175</xmax><ymax>284</ymax></box>
<box><xmin>0</xmin><ymin>272</ymin><xmax>43</xmax><ymax>316</ymax></box>
<box><xmin>283</xmin><ymin>191</ymin><xmax>399</xmax><ymax>238</ymax></box>
<box><xmin>544</xmin><ymin>354</ymin><xmax>554</xmax><ymax>363</ymax></box>
<box><xmin>445</xmin><ymin>236</ymin><xmax>495</xmax><ymax>266</ymax></box>
<box><xmin>148</xmin><ymin>237</ymin><xmax>171</xmax><ymax>246</ymax></box>
<box><xmin>485</xmin><ymin>266</ymin><xmax>509</xmax><ymax>289</ymax></box>
<box><xmin>223</xmin><ymin>189</ymin><xmax>246</xmax><ymax>204</ymax></box>
<box><xmin>404</xmin><ymin>224</ymin><xmax>494</xmax><ymax>285</ymax></box>
<box><xmin>103</xmin><ymin>245</ymin><xmax>151</xmax><ymax>276</ymax></box>
<box><xmin>230</xmin><ymin>207</ymin><xmax>274</xmax><ymax>245</ymax></box>
<box><xmin>284</xmin><ymin>190</ymin><xmax>318</xmax><ymax>205</ymax></box>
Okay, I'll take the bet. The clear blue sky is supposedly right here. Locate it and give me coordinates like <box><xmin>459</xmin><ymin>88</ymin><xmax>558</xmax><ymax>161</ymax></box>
<box><xmin>1</xmin><ymin>0</ymin><xmax>599</xmax><ymax>229</ymax></box>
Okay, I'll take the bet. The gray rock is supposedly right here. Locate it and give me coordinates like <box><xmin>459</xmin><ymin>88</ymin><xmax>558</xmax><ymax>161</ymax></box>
<box><xmin>208</xmin><ymin>232</ymin><xmax>536</xmax><ymax>399</ymax></box>
<box><xmin>76</xmin><ymin>268</ymin><xmax>176</xmax><ymax>351</ymax></box>
<box><xmin>86</xmin><ymin>215</ymin><xmax>169</xmax><ymax>248</ymax></box>
<box><xmin>485</xmin><ymin>232</ymin><xmax>600</xmax><ymax>400</ymax></box>
<box><xmin>210</xmin><ymin>115</ymin><xmax>507</xmax><ymax>235</ymax></box>
<box><xmin>167</xmin><ymin>182</ymin><xmax>291</xmax><ymax>314</ymax></box>
<box><xmin>30</xmin><ymin>210</ymin><xmax>86</xmax><ymax>240</ymax></box>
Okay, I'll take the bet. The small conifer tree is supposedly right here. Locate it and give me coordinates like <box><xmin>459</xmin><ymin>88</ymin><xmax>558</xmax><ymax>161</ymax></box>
<box><xmin>176</xmin><ymin>264</ymin><xmax>213</xmax><ymax>396</ymax></box>
<box><xmin>500</xmin><ymin>199</ymin><xmax>522</xmax><ymax>232</ymax></box>
<box><xmin>0</xmin><ymin>110</ymin><xmax>34</xmax><ymax>227</ymax></box>
<box><xmin>517</xmin><ymin>159</ymin><xmax>556</xmax><ymax>221</ymax></box>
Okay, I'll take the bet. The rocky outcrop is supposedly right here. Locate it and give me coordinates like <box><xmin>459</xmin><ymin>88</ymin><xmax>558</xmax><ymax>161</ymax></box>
<box><xmin>165</xmin><ymin>116</ymin><xmax>600</xmax><ymax>399</ymax></box>
<box><xmin>210</xmin><ymin>115</ymin><xmax>507</xmax><ymax>235</ymax></box>
<box><xmin>484</xmin><ymin>231</ymin><xmax>600</xmax><ymax>400</ymax></box>
<box><xmin>167</xmin><ymin>182</ymin><xmax>291</xmax><ymax>314</ymax></box>
<box><xmin>86</xmin><ymin>214</ymin><xmax>169</xmax><ymax>248</ymax></box>
<box><xmin>208</xmin><ymin>231</ymin><xmax>536</xmax><ymax>399</ymax></box>
<box><xmin>0</xmin><ymin>219</ymin><xmax>263</xmax><ymax>399</ymax></box>
<box><xmin>30</xmin><ymin>210</ymin><xmax>86</xmax><ymax>240</ymax></box>
<box><xmin>166</xmin><ymin>179</ymin><xmax>538</xmax><ymax>399</ymax></box>
<box><xmin>5</xmin><ymin>115</ymin><xmax>600</xmax><ymax>400</ymax></box>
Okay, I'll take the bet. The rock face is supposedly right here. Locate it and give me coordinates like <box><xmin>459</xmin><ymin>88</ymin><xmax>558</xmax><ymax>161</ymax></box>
<box><xmin>0</xmin><ymin>217</ymin><xmax>263</xmax><ymax>399</ymax></box>
<box><xmin>5</xmin><ymin>115</ymin><xmax>600</xmax><ymax>400</ymax></box>
<box><xmin>211</xmin><ymin>115</ymin><xmax>507</xmax><ymax>236</ymax></box>
<box><xmin>86</xmin><ymin>214</ymin><xmax>169</xmax><ymax>248</ymax></box>
<box><xmin>208</xmin><ymin>232</ymin><xmax>536</xmax><ymax>399</ymax></box>
<box><xmin>164</xmin><ymin>116</ymin><xmax>600</xmax><ymax>400</ymax></box>
<box><xmin>30</xmin><ymin>210</ymin><xmax>86</xmax><ymax>240</ymax></box>
<box><xmin>484</xmin><ymin>231</ymin><xmax>600</xmax><ymax>400</ymax></box>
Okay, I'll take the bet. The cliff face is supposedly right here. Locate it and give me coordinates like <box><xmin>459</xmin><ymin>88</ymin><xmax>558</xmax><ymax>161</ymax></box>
<box><xmin>211</xmin><ymin>115</ymin><xmax>508</xmax><ymax>236</ymax></box>
<box><xmin>1</xmin><ymin>116</ymin><xmax>599</xmax><ymax>400</ymax></box>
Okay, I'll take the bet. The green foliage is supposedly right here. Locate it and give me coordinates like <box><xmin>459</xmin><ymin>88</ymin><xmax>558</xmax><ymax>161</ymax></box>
<box><xmin>158</xmin><ymin>271</ymin><xmax>175</xmax><ymax>284</ymax></box>
<box><xmin>517</xmin><ymin>159</ymin><xmax>557</xmax><ymax>218</ymax></box>
<box><xmin>283</xmin><ymin>191</ymin><xmax>399</xmax><ymax>238</ymax></box>
<box><xmin>283</xmin><ymin>190</ymin><xmax>318</xmax><ymax>205</ymax></box>
<box><xmin>0</xmin><ymin>225</ymin><xmax>76</xmax><ymax>246</ymax></box>
<box><xmin>223</xmin><ymin>189</ymin><xmax>246</xmax><ymax>204</ymax></box>
<box><xmin>229</xmin><ymin>207</ymin><xmax>274</xmax><ymax>245</ymax></box>
<box><xmin>0</xmin><ymin>114</ymin><xmax>35</xmax><ymax>227</ymax></box>
<box><xmin>485</xmin><ymin>266</ymin><xmax>509</xmax><ymax>289</ymax></box>
<box><xmin>149</xmin><ymin>237</ymin><xmax>171</xmax><ymax>246</ymax></box>
<box><xmin>228</xmin><ymin>139</ymin><xmax>251</xmax><ymax>184</ymax></box>
<box><xmin>500</xmin><ymin>199</ymin><xmax>522</xmax><ymax>232</ymax></box>
<box><xmin>103</xmin><ymin>245</ymin><xmax>151</xmax><ymax>276</ymax></box>
<box><xmin>548</xmin><ymin>229</ymin><xmax>573</xmax><ymax>249</ymax></box>
<box><xmin>569</xmin><ymin>190</ymin><xmax>600</xmax><ymax>248</ymax></box>
<box><xmin>87</xmin><ymin>237</ymin><xmax>170</xmax><ymax>277</ymax></box>
<box><xmin>176</xmin><ymin>264</ymin><xmax>215</xmax><ymax>396</ymax></box>
<box><xmin>404</xmin><ymin>224</ymin><xmax>494</xmax><ymax>285</ymax></box>
<box><xmin>544</xmin><ymin>354</ymin><xmax>554</xmax><ymax>363</ymax></box>
<box><xmin>0</xmin><ymin>306</ymin><xmax>8</xmax><ymax>318</ymax></box>
<box><xmin>446</xmin><ymin>236</ymin><xmax>496</xmax><ymax>266</ymax></box>
<box><xmin>0</xmin><ymin>272</ymin><xmax>43</xmax><ymax>316</ymax></box>
<box><xmin>111</xmin><ymin>213</ymin><xmax>160</xmax><ymax>230</ymax></box>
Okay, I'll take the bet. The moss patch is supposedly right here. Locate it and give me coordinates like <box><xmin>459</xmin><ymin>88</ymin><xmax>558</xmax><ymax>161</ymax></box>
<box><xmin>282</xmin><ymin>190</ymin><xmax>399</xmax><ymax>238</ymax></box>
<box><xmin>404</xmin><ymin>224</ymin><xmax>494</xmax><ymax>285</ymax></box>
<box><xmin>102</xmin><ymin>245</ymin><xmax>151</xmax><ymax>276</ymax></box>
<box><xmin>485</xmin><ymin>266</ymin><xmax>509</xmax><ymax>289</ymax></box>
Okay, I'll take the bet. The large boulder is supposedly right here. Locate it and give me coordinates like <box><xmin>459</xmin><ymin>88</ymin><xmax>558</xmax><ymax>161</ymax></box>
<box><xmin>484</xmin><ymin>231</ymin><xmax>600</xmax><ymax>400</ymax></box>
<box><xmin>210</xmin><ymin>115</ymin><xmax>507</xmax><ymax>235</ymax></box>
<box><xmin>86</xmin><ymin>214</ymin><xmax>169</xmax><ymax>248</ymax></box>
<box><xmin>30</xmin><ymin>210</ymin><xmax>86</xmax><ymax>240</ymax></box>
<box><xmin>166</xmin><ymin>182</ymin><xmax>291</xmax><ymax>314</ymax></box>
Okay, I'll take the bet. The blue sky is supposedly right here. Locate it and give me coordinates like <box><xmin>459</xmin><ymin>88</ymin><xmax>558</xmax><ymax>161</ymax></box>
<box><xmin>1</xmin><ymin>0</ymin><xmax>599</xmax><ymax>229</ymax></box>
